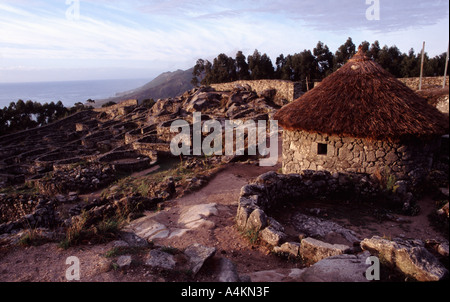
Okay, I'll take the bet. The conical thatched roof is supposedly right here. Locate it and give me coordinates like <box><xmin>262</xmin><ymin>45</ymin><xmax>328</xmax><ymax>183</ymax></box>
<box><xmin>274</xmin><ymin>48</ymin><xmax>449</xmax><ymax>142</ymax></box>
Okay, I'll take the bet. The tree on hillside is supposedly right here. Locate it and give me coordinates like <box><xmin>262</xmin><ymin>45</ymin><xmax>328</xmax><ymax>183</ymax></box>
<box><xmin>192</xmin><ymin>58</ymin><xmax>214</xmax><ymax>86</ymax></box>
<box><xmin>429</xmin><ymin>52</ymin><xmax>450</xmax><ymax>77</ymax></box>
<box><xmin>235</xmin><ymin>51</ymin><xmax>250</xmax><ymax>80</ymax></box>
<box><xmin>275</xmin><ymin>54</ymin><xmax>292</xmax><ymax>80</ymax></box>
<box><xmin>209</xmin><ymin>53</ymin><xmax>237</xmax><ymax>84</ymax></box>
<box><xmin>377</xmin><ymin>45</ymin><xmax>403</xmax><ymax>77</ymax></box>
<box><xmin>334</xmin><ymin>37</ymin><xmax>356</xmax><ymax>70</ymax></box>
<box><xmin>288</xmin><ymin>50</ymin><xmax>317</xmax><ymax>89</ymax></box>
<box><xmin>191</xmin><ymin>36</ymin><xmax>447</xmax><ymax>86</ymax></box>
<box><xmin>0</xmin><ymin>100</ymin><xmax>72</xmax><ymax>136</ymax></box>
<box><xmin>192</xmin><ymin>59</ymin><xmax>206</xmax><ymax>86</ymax></box>
<box><xmin>313</xmin><ymin>41</ymin><xmax>334</xmax><ymax>78</ymax></box>
<box><xmin>399</xmin><ymin>48</ymin><xmax>420</xmax><ymax>78</ymax></box>
<box><xmin>359</xmin><ymin>41</ymin><xmax>371</xmax><ymax>53</ymax></box>
<box><xmin>367</xmin><ymin>40</ymin><xmax>381</xmax><ymax>61</ymax></box>
<box><xmin>248</xmin><ymin>49</ymin><xmax>275</xmax><ymax>80</ymax></box>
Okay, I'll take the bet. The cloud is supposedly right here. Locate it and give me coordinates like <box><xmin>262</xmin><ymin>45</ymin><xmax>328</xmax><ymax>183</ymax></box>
<box><xmin>121</xmin><ymin>0</ymin><xmax>449</xmax><ymax>31</ymax></box>
<box><xmin>0</xmin><ymin>1</ymin><xmax>301</xmax><ymax>63</ymax></box>
<box><xmin>0</xmin><ymin>0</ymin><xmax>448</xmax><ymax>82</ymax></box>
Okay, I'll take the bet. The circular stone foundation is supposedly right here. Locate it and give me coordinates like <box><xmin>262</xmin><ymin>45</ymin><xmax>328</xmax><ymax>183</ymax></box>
<box><xmin>235</xmin><ymin>170</ymin><xmax>415</xmax><ymax>250</ymax></box>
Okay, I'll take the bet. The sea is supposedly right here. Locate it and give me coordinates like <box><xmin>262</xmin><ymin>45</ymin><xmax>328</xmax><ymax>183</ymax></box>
<box><xmin>0</xmin><ymin>78</ymin><xmax>150</xmax><ymax>109</ymax></box>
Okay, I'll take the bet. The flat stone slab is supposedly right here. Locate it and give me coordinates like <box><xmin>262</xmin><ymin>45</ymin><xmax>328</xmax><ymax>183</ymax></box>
<box><xmin>292</xmin><ymin>213</ymin><xmax>360</xmax><ymax>245</ymax></box>
<box><xmin>179</xmin><ymin>203</ymin><xmax>218</xmax><ymax>229</ymax></box>
<box><xmin>298</xmin><ymin>251</ymin><xmax>372</xmax><ymax>282</ymax></box>
<box><xmin>248</xmin><ymin>268</ymin><xmax>306</xmax><ymax>282</ymax></box>
<box><xmin>130</xmin><ymin>218</ymin><xmax>170</xmax><ymax>241</ymax></box>
<box><xmin>168</xmin><ymin>228</ymin><xmax>190</xmax><ymax>239</ymax></box>
<box><xmin>300</xmin><ymin>237</ymin><xmax>350</xmax><ymax>264</ymax></box>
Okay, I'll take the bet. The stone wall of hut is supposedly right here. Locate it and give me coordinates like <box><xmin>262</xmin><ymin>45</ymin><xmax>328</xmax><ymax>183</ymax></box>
<box><xmin>282</xmin><ymin>130</ymin><xmax>441</xmax><ymax>181</ymax></box>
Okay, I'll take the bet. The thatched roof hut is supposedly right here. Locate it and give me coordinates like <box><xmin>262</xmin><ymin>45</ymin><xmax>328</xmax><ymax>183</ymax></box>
<box><xmin>274</xmin><ymin>48</ymin><xmax>448</xmax><ymax>142</ymax></box>
<box><xmin>275</xmin><ymin>47</ymin><xmax>448</xmax><ymax>180</ymax></box>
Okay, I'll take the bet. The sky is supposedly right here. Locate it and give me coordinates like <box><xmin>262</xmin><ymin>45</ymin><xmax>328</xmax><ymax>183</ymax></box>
<box><xmin>0</xmin><ymin>0</ymin><xmax>449</xmax><ymax>83</ymax></box>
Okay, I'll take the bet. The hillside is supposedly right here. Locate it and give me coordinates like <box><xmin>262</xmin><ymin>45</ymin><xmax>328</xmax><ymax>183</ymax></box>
<box><xmin>0</xmin><ymin>78</ymin><xmax>448</xmax><ymax>284</ymax></box>
<box><xmin>96</xmin><ymin>68</ymin><xmax>194</xmax><ymax>107</ymax></box>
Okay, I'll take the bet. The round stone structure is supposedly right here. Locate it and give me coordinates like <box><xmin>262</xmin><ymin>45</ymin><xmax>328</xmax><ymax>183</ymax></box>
<box><xmin>274</xmin><ymin>47</ymin><xmax>448</xmax><ymax>182</ymax></box>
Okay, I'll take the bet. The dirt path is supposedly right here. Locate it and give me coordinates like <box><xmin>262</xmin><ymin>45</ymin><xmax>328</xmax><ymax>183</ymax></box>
<box><xmin>0</xmin><ymin>161</ymin><xmax>288</xmax><ymax>282</ymax></box>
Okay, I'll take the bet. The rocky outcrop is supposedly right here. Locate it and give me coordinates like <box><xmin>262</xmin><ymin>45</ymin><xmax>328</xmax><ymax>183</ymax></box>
<box><xmin>361</xmin><ymin>236</ymin><xmax>448</xmax><ymax>281</ymax></box>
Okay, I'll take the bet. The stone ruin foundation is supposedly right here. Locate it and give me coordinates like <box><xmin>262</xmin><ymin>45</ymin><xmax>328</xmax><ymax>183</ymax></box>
<box><xmin>235</xmin><ymin>170</ymin><xmax>449</xmax><ymax>281</ymax></box>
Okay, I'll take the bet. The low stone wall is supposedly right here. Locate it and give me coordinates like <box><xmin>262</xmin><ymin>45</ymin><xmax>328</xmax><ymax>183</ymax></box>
<box><xmin>35</xmin><ymin>164</ymin><xmax>116</xmax><ymax>195</ymax></box>
<box><xmin>282</xmin><ymin>130</ymin><xmax>441</xmax><ymax>182</ymax></box>
<box><xmin>211</xmin><ymin>80</ymin><xmax>303</xmax><ymax>102</ymax></box>
<box><xmin>398</xmin><ymin>76</ymin><xmax>449</xmax><ymax>91</ymax></box>
<box><xmin>0</xmin><ymin>196</ymin><xmax>57</xmax><ymax>234</ymax></box>
<box><xmin>236</xmin><ymin>170</ymin><xmax>415</xmax><ymax>249</ymax></box>
<box><xmin>236</xmin><ymin>170</ymin><xmax>382</xmax><ymax>247</ymax></box>
<box><xmin>132</xmin><ymin>135</ymin><xmax>171</xmax><ymax>154</ymax></box>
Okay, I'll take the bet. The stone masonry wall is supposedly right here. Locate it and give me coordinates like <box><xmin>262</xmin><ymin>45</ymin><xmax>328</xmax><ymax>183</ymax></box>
<box><xmin>398</xmin><ymin>76</ymin><xmax>449</xmax><ymax>91</ymax></box>
<box><xmin>282</xmin><ymin>130</ymin><xmax>441</xmax><ymax>181</ymax></box>
<box><xmin>211</xmin><ymin>80</ymin><xmax>303</xmax><ymax>102</ymax></box>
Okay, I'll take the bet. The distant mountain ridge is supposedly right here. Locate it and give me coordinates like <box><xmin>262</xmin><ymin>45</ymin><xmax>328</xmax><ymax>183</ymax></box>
<box><xmin>97</xmin><ymin>68</ymin><xmax>194</xmax><ymax>107</ymax></box>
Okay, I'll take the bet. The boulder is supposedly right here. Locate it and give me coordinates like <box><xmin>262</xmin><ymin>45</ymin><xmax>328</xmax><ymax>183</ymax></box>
<box><xmin>259</xmin><ymin>226</ymin><xmax>287</xmax><ymax>246</ymax></box>
<box><xmin>298</xmin><ymin>251</ymin><xmax>372</xmax><ymax>282</ymax></box>
<box><xmin>235</xmin><ymin>205</ymin><xmax>253</xmax><ymax>230</ymax></box>
<box><xmin>151</xmin><ymin>98</ymin><xmax>181</xmax><ymax>116</ymax></box>
<box><xmin>145</xmin><ymin>249</ymin><xmax>176</xmax><ymax>270</ymax></box>
<box><xmin>184</xmin><ymin>244</ymin><xmax>216</xmax><ymax>275</ymax></box>
<box><xmin>361</xmin><ymin>236</ymin><xmax>448</xmax><ymax>281</ymax></box>
<box><xmin>437</xmin><ymin>202</ymin><xmax>449</xmax><ymax>218</ymax></box>
<box><xmin>186</xmin><ymin>92</ymin><xmax>221</xmax><ymax>112</ymax></box>
<box><xmin>116</xmin><ymin>255</ymin><xmax>132</xmax><ymax>269</ymax></box>
<box><xmin>245</xmin><ymin>209</ymin><xmax>268</xmax><ymax>232</ymax></box>
<box><xmin>300</xmin><ymin>237</ymin><xmax>350</xmax><ymax>264</ymax></box>
<box><xmin>217</xmin><ymin>258</ymin><xmax>240</xmax><ymax>282</ymax></box>
<box><xmin>273</xmin><ymin>242</ymin><xmax>301</xmax><ymax>258</ymax></box>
